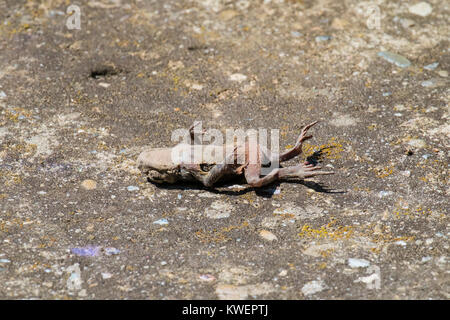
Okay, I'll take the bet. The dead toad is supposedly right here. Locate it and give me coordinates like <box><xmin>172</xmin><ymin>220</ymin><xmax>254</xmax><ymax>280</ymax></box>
<box><xmin>137</xmin><ymin>121</ymin><xmax>334</xmax><ymax>188</ymax></box>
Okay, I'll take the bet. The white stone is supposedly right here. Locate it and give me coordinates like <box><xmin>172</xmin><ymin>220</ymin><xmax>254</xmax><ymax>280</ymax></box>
<box><xmin>408</xmin><ymin>139</ymin><xmax>426</xmax><ymax>149</ymax></box>
<box><xmin>259</xmin><ymin>230</ymin><xmax>278</xmax><ymax>241</ymax></box>
<box><xmin>229</xmin><ymin>73</ymin><xmax>247</xmax><ymax>82</ymax></box>
<box><xmin>302</xmin><ymin>280</ymin><xmax>326</xmax><ymax>296</ymax></box>
<box><xmin>66</xmin><ymin>263</ymin><xmax>83</xmax><ymax>292</ymax></box>
<box><xmin>127</xmin><ymin>185</ymin><xmax>139</xmax><ymax>191</ymax></box>
<box><xmin>205</xmin><ymin>200</ymin><xmax>234</xmax><ymax>219</ymax></box>
<box><xmin>408</xmin><ymin>2</ymin><xmax>432</xmax><ymax>17</ymax></box>
<box><xmin>348</xmin><ymin>258</ymin><xmax>370</xmax><ymax>268</ymax></box>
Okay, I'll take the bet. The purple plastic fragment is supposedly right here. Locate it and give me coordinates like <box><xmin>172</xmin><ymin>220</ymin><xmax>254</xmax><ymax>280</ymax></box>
<box><xmin>71</xmin><ymin>246</ymin><xmax>101</xmax><ymax>257</ymax></box>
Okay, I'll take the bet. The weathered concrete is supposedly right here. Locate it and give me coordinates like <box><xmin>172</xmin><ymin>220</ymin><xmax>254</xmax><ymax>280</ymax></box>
<box><xmin>0</xmin><ymin>0</ymin><xmax>448</xmax><ymax>299</ymax></box>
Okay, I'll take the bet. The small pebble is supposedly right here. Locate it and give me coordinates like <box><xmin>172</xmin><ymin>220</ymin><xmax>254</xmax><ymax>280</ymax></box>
<box><xmin>290</xmin><ymin>31</ymin><xmax>302</xmax><ymax>37</ymax></box>
<box><xmin>408</xmin><ymin>2</ymin><xmax>433</xmax><ymax>17</ymax></box>
<box><xmin>199</xmin><ymin>274</ymin><xmax>216</xmax><ymax>282</ymax></box>
<box><xmin>400</xmin><ymin>18</ymin><xmax>415</xmax><ymax>28</ymax></box>
<box><xmin>348</xmin><ymin>258</ymin><xmax>370</xmax><ymax>268</ymax></box>
<box><xmin>0</xmin><ymin>91</ymin><xmax>6</xmax><ymax>99</ymax></box>
<box><xmin>0</xmin><ymin>259</ymin><xmax>11</xmax><ymax>263</ymax></box>
<box><xmin>379</xmin><ymin>191</ymin><xmax>394</xmax><ymax>198</ymax></box>
<box><xmin>421</xmin><ymin>79</ymin><xmax>435</xmax><ymax>87</ymax></box>
<box><xmin>104</xmin><ymin>247</ymin><xmax>120</xmax><ymax>255</ymax></box>
<box><xmin>278</xmin><ymin>270</ymin><xmax>288</xmax><ymax>277</ymax></box>
<box><xmin>259</xmin><ymin>230</ymin><xmax>278</xmax><ymax>241</ymax></box>
<box><xmin>81</xmin><ymin>179</ymin><xmax>97</xmax><ymax>190</ymax></box>
<box><xmin>302</xmin><ymin>280</ymin><xmax>326</xmax><ymax>296</ymax></box>
<box><xmin>437</xmin><ymin>70</ymin><xmax>448</xmax><ymax>77</ymax></box>
<box><xmin>101</xmin><ymin>272</ymin><xmax>113</xmax><ymax>279</ymax></box>
<box><xmin>153</xmin><ymin>218</ymin><xmax>169</xmax><ymax>225</ymax></box>
<box><xmin>229</xmin><ymin>73</ymin><xmax>247</xmax><ymax>82</ymax></box>
<box><xmin>127</xmin><ymin>185</ymin><xmax>139</xmax><ymax>191</ymax></box>
<box><xmin>400</xmin><ymin>170</ymin><xmax>411</xmax><ymax>177</ymax></box>
<box><xmin>408</xmin><ymin>139</ymin><xmax>426</xmax><ymax>149</ymax></box>
<box><xmin>315</xmin><ymin>35</ymin><xmax>332</xmax><ymax>42</ymax></box>
<box><xmin>424</xmin><ymin>62</ymin><xmax>439</xmax><ymax>70</ymax></box>
<box><xmin>378</xmin><ymin>51</ymin><xmax>411</xmax><ymax>68</ymax></box>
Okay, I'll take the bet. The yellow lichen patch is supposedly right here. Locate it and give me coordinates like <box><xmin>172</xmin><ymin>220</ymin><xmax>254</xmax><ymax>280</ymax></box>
<box><xmin>302</xmin><ymin>137</ymin><xmax>345</xmax><ymax>160</ymax></box>
<box><xmin>240</xmin><ymin>192</ymin><xmax>255</xmax><ymax>204</ymax></box>
<box><xmin>319</xmin><ymin>248</ymin><xmax>335</xmax><ymax>257</ymax></box>
<box><xmin>298</xmin><ymin>219</ymin><xmax>354</xmax><ymax>240</ymax></box>
<box><xmin>280</xmin><ymin>125</ymin><xmax>289</xmax><ymax>137</ymax></box>
<box><xmin>353</xmin><ymin>186</ymin><xmax>371</xmax><ymax>192</ymax></box>
<box><xmin>39</xmin><ymin>235</ymin><xmax>57</xmax><ymax>248</ymax></box>
<box><xmin>172</xmin><ymin>75</ymin><xmax>180</xmax><ymax>86</ymax></box>
<box><xmin>372</xmin><ymin>165</ymin><xmax>394</xmax><ymax>178</ymax></box>
<box><xmin>1</xmin><ymin>170</ymin><xmax>25</xmax><ymax>186</ymax></box>
<box><xmin>2</xmin><ymin>107</ymin><xmax>33</xmax><ymax>123</ymax></box>
<box><xmin>273</xmin><ymin>212</ymin><xmax>296</xmax><ymax>220</ymax></box>
<box><xmin>365</xmin><ymin>224</ymin><xmax>415</xmax><ymax>244</ymax></box>
<box><xmin>195</xmin><ymin>221</ymin><xmax>249</xmax><ymax>243</ymax></box>
<box><xmin>392</xmin><ymin>205</ymin><xmax>433</xmax><ymax>218</ymax></box>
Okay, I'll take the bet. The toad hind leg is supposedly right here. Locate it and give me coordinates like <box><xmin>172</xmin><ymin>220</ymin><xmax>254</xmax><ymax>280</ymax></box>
<box><xmin>244</xmin><ymin>162</ymin><xmax>333</xmax><ymax>188</ymax></box>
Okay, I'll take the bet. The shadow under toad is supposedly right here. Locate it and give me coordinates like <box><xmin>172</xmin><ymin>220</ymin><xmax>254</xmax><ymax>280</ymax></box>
<box><xmin>147</xmin><ymin>177</ymin><xmax>345</xmax><ymax>198</ymax></box>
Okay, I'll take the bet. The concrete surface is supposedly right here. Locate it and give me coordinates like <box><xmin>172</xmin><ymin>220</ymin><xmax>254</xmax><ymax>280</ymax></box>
<box><xmin>0</xmin><ymin>0</ymin><xmax>448</xmax><ymax>299</ymax></box>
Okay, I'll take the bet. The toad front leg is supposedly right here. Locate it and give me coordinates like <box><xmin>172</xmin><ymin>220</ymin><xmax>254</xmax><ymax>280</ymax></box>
<box><xmin>270</xmin><ymin>121</ymin><xmax>317</xmax><ymax>164</ymax></box>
